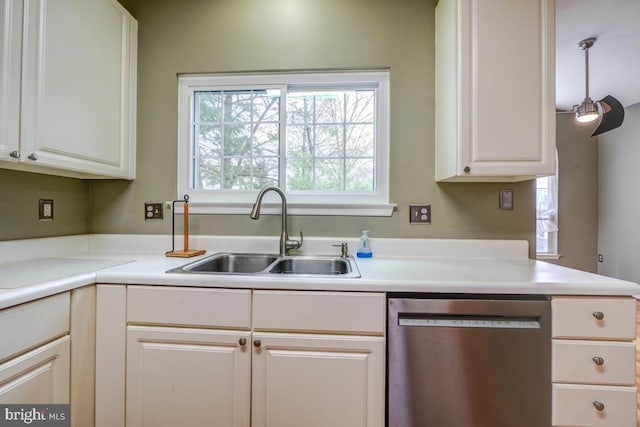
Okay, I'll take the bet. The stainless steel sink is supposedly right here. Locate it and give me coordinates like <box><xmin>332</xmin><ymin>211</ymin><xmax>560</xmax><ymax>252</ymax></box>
<box><xmin>168</xmin><ymin>253</ymin><xmax>360</xmax><ymax>278</ymax></box>
<box><xmin>172</xmin><ymin>253</ymin><xmax>278</xmax><ymax>274</ymax></box>
<box><xmin>269</xmin><ymin>256</ymin><xmax>353</xmax><ymax>276</ymax></box>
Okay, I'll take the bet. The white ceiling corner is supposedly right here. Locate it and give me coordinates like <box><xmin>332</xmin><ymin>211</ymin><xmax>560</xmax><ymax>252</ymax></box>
<box><xmin>555</xmin><ymin>0</ymin><xmax>640</xmax><ymax>111</ymax></box>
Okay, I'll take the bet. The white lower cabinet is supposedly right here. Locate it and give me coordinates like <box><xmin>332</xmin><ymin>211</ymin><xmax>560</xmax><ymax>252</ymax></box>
<box><xmin>551</xmin><ymin>296</ymin><xmax>637</xmax><ymax>427</ymax></box>
<box><xmin>251</xmin><ymin>332</ymin><xmax>384</xmax><ymax>427</ymax></box>
<box><xmin>96</xmin><ymin>285</ymin><xmax>386</xmax><ymax>427</ymax></box>
<box><xmin>0</xmin><ymin>292</ymin><xmax>71</xmax><ymax>404</ymax></box>
<box><xmin>126</xmin><ymin>326</ymin><xmax>251</xmax><ymax>427</ymax></box>
<box><xmin>0</xmin><ymin>335</ymin><xmax>70</xmax><ymax>403</ymax></box>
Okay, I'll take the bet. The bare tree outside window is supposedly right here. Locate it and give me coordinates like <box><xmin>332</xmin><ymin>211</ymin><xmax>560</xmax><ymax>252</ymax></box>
<box><xmin>192</xmin><ymin>87</ymin><xmax>376</xmax><ymax>193</ymax></box>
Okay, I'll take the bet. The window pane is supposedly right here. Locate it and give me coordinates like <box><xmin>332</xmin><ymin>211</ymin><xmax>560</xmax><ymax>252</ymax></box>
<box><xmin>223</xmin><ymin>93</ymin><xmax>252</xmax><ymax>122</ymax></box>
<box><xmin>196</xmin><ymin>92</ymin><xmax>222</xmax><ymax>122</ymax></box>
<box><xmin>346</xmin><ymin>158</ymin><xmax>374</xmax><ymax>190</ymax></box>
<box><xmin>253</xmin><ymin>123</ymin><xmax>279</xmax><ymax>156</ymax></box>
<box><xmin>287</xmin><ymin>159</ymin><xmax>313</xmax><ymax>190</ymax></box>
<box><xmin>345</xmin><ymin>124</ymin><xmax>374</xmax><ymax>157</ymax></box>
<box><xmin>253</xmin><ymin>93</ymin><xmax>279</xmax><ymax>122</ymax></box>
<box><xmin>253</xmin><ymin>157</ymin><xmax>279</xmax><ymax>188</ymax></box>
<box><xmin>222</xmin><ymin>157</ymin><xmax>252</xmax><ymax>189</ymax></box>
<box><xmin>287</xmin><ymin>95</ymin><xmax>314</xmax><ymax>125</ymax></box>
<box><xmin>223</xmin><ymin>124</ymin><xmax>251</xmax><ymax>156</ymax></box>
<box><xmin>315</xmin><ymin>125</ymin><xmax>343</xmax><ymax>157</ymax></box>
<box><xmin>315</xmin><ymin>159</ymin><xmax>344</xmax><ymax>190</ymax></box>
<box><xmin>196</xmin><ymin>124</ymin><xmax>222</xmax><ymax>156</ymax></box>
<box><xmin>197</xmin><ymin>158</ymin><xmax>221</xmax><ymax>190</ymax></box>
<box><xmin>287</xmin><ymin>125</ymin><xmax>313</xmax><ymax>158</ymax></box>
<box><xmin>345</xmin><ymin>91</ymin><xmax>374</xmax><ymax>123</ymax></box>
<box><xmin>285</xmin><ymin>88</ymin><xmax>376</xmax><ymax>192</ymax></box>
<box><xmin>315</xmin><ymin>93</ymin><xmax>342</xmax><ymax>123</ymax></box>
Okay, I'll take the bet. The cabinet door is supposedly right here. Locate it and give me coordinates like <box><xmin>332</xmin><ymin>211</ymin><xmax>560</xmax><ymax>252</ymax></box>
<box><xmin>251</xmin><ymin>332</ymin><xmax>385</xmax><ymax>427</ymax></box>
<box><xmin>126</xmin><ymin>326</ymin><xmax>251</xmax><ymax>427</ymax></box>
<box><xmin>21</xmin><ymin>0</ymin><xmax>136</xmax><ymax>178</ymax></box>
<box><xmin>435</xmin><ymin>0</ymin><xmax>556</xmax><ymax>181</ymax></box>
<box><xmin>0</xmin><ymin>0</ymin><xmax>22</xmax><ymax>161</ymax></box>
<box><xmin>0</xmin><ymin>335</ymin><xmax>70</xmax><ymax>404</ymax></box>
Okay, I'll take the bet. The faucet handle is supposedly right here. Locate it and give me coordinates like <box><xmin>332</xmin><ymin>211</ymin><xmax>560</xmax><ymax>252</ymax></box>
<box><xmin>332</xmin><ymin>242</ymin><xmax>349</xmax><ymax>258</ymax></box>
<box><xmin>286</xmin><ymin>231</ymin><xmax>303</xmax><ymax>251</ymax></box>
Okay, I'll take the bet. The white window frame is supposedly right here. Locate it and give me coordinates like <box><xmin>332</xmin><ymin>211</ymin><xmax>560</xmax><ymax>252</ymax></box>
<box><xmin>177</xmin><ymin>70</ymin><xmax>394</xmax><ymax>216</ymax></box>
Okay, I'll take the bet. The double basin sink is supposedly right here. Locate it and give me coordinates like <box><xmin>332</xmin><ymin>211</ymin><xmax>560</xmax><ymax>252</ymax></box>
<box><xmin>168</xmin><ymin>253</ymin><xmax>360</xmax><ymax>278</ymax></box>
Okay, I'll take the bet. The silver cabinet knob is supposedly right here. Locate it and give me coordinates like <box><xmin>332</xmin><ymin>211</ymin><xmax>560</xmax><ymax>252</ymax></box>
<box><xmin>238</xmin><ymin>338</ymin><xmax>247</xmax><ymax>346</ymax></box>
<box><xmin>592</xmin><ymin>401</ymin><xmax>605</xmax><ymax>411</ymax></box>
<box><xmin>592</xmin><ymin>356</ymin><xmax>605</xmax><ymax>366</ymax></box>
<box><xmin>592</xmin><ymin>311</ymin><xmax>604</xmax><ymax>320</ymax></box>
<box><xmin>253</xmin><ymin>339</ymin><xmax>261</xmax><ymax>348</ymax></box>
<box><xmin>28</xmin><ymin>153</ymin><xmax>38</xmax><ymax>161</ymax></box>
<box><xmin>9</xmin><ymin>150</ymin><xmax>20</xmax><ymax>159</ymax></box>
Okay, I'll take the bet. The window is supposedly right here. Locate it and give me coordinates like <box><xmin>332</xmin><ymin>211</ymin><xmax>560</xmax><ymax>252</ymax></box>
<box><xmin>177</xmin><ymin>71</ymin><xmax>393</xmax><ymax>215</ymax></box>
<box><xmin>536</xmin><ymin>175</ymin><xmax>558</xmax><ymax>256</ymax></box>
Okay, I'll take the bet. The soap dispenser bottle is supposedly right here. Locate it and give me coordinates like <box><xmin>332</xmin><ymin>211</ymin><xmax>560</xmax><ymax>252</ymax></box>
<box><xmin>357</xmin><ymin>230</ymin><xmax>373</xmax><ymax>258</ymax></box>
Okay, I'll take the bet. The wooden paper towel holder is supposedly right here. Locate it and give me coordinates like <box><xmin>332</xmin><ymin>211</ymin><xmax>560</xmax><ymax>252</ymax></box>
<box><xmin>165</xmin><ymin>194</ymin><xmax>205</xmax><ymax>258</ymax></box>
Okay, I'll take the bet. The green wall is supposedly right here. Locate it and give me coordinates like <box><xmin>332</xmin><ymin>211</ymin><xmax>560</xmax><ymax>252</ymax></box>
<box><xmin>90</xmin><ymin>0</ymin><xmax>535</xmax><ymax>248</ymax></box>
<box><xmin>0</xmin><ymin>0</ymin><xmax>536</xmax><ymax>251</ymax></box>
<box><xmin>0</xmin><ymin>169</ymin><xmax>89</xmax><ymax>240</ymax></box>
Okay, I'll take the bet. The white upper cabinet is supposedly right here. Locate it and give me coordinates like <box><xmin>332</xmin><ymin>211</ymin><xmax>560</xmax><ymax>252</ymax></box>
<box><xmin>0</xmin><ymin>0</ymin><xmax>137</xmax><ymax>179</ymax></box>
<box><xmin>435</xmin><ymin>0</ymin><xmax>556</xmax><ymax>182</ymax></box>
<box><xmin>0</xmin><ymin>0</ymin><xmax>22</xmax><ymax>161</ymax></box>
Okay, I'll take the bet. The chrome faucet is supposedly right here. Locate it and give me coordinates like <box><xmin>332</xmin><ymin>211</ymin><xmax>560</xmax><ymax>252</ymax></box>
<box><xmin>249</xmin><ymin>186</ymin><xmax>303</xmax><ymax>256</ymax></box>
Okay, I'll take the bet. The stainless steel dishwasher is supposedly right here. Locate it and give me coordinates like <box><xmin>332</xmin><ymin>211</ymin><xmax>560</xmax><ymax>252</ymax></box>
<box><xmin>387</xmin><ymin>295</ymin><xmax>551</xmax><ymax>427</ymax></box>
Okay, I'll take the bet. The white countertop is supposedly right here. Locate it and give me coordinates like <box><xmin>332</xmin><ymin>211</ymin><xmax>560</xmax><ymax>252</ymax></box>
<box><xmin>1</xmin><ymin>234</ymin><xmax>638</xmax><ymax>310</ymax></box>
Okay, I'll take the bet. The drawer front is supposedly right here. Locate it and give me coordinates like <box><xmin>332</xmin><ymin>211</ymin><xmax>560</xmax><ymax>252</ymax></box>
<box><xmin>552</xmin><ymin>297</ymin><xmax>636</xmax><ymax>339</ymax></box>
<box><xmin>253</xmin><ymin>290</ymin><xmax>385</xmax><ymax>334</ymax></box>
<box><xmin>0</xmin><ymin>292</ymin><xmax>70</xmax><ymax>362</ymax></box>
<box><xmin>552</xmin><ymin>384</ymin><xmax>636</xmax><ymax>427</ymax></box>
<box><xmin>552</xmin><ymin>340</ymin><xmax>636</xmax><ymax>385</ymax></box>
<box><xmin>127</xmin><ymin>286</ymin><xmax>251</xmax><ymax>329</ymax></box>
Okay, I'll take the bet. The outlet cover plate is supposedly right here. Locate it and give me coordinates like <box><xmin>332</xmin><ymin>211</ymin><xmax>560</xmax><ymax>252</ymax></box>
<box><xmin>145</xmin><ymin>202</ymin><xmax>164</xmax><ymax>220</ymax></box>
<box><xmin>409</xmin><ymin>204</ymin><xmax>431</xmax><ymax>224</ymax></box>
<box><xmin>39</xmin><ymin>199</ymin><xmax>53</xmax><ymax>221</ymax></box>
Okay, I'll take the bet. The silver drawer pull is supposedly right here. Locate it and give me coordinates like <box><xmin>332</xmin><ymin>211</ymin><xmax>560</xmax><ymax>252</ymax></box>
<box><xmin>592</xmin><ymin>356</ymin><xmax>605</xmax><ymax>366</ymax></box>
<box><xmin>592</xmin><ymin>401</ymin><xmax>605</xmax><ymax>411</ymax></box>
<box><xmin>592</xmin><ymin>311</ymin><xmax>604</xmax><ymax>320</ymax></box>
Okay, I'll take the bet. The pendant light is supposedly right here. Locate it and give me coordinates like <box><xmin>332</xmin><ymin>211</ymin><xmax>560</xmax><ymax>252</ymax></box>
<box><xmin>572</xmin><ymin>37</ymin><xmax>625</xmax><ymax>135</ymax></box>
<box><xmin>575</xmin><ymin>38</ymin><xmax>599</xmax><ymax>123</ymax></box>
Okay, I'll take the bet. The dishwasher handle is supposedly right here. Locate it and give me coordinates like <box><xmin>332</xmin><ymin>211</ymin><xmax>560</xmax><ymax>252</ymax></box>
<box><xmin>397</xmin><ymin>313</ymin><xmax>542</xmax><ymax>329</ymax></box>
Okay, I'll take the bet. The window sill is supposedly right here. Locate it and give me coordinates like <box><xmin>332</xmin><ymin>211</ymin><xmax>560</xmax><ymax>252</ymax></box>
<box><xmin>176</xmin><ymin>202</ymin><xmax>397</xmax><ymax>217</ymax></box>
<box><xmin>536</xmin><ymin>253</ymin><xmax>562</xmax><ymax>260</ymax></box>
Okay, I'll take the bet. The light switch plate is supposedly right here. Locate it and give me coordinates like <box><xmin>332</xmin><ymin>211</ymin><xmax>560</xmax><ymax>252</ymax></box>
<box><xmin>499</xmin><ymin>190</ymin><xmax>514</xmax><ymax>210</ymax></box>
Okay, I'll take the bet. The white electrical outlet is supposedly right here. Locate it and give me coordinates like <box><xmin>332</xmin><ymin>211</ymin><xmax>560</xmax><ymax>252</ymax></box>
<box><xmin>39</xmin><ymin>199</ymin><xmax>54</xmax><ymax>220</ymax></box>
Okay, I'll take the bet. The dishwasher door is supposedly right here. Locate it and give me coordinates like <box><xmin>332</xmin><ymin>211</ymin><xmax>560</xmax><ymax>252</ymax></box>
<box><xmin>387</xmin><ymin>296</ymin><xmax>551</xmax><ymax>427</ymax></box>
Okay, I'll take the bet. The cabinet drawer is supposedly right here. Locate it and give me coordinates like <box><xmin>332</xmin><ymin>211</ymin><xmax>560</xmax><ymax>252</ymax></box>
<box><xmin>552</xmin><ymin>384</ymin><xmax>636</xmax><ymax>427</ymax></box>
<box><xmin>127</xmin><ymin>286</ymin><xmax>251</xmax><ymax>329</ymax></box>
<box><xmin>253</xmin><ymin>290</ymin><xmax>385</xmax><ymax>334</ymax></box>
<box><xmin>552</xmin><ymin>340</ymin><xmax>636</xmax><ymax>385</ymax></box>
<box><xmin>552</xmin><ymin>297</ymin><xmax>635</xmax><ymax>339</ymax></box>
<box><xmin>0</xmin><ymin>292</ymin><xmax>70</xmax><ymax>362</ymax></box>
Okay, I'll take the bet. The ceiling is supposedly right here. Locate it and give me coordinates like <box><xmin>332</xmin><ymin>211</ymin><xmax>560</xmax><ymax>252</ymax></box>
<box><xmin>555</xmin><ymin>0</ymin><xmax>640</xmax><ymax>111</ymax></box>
